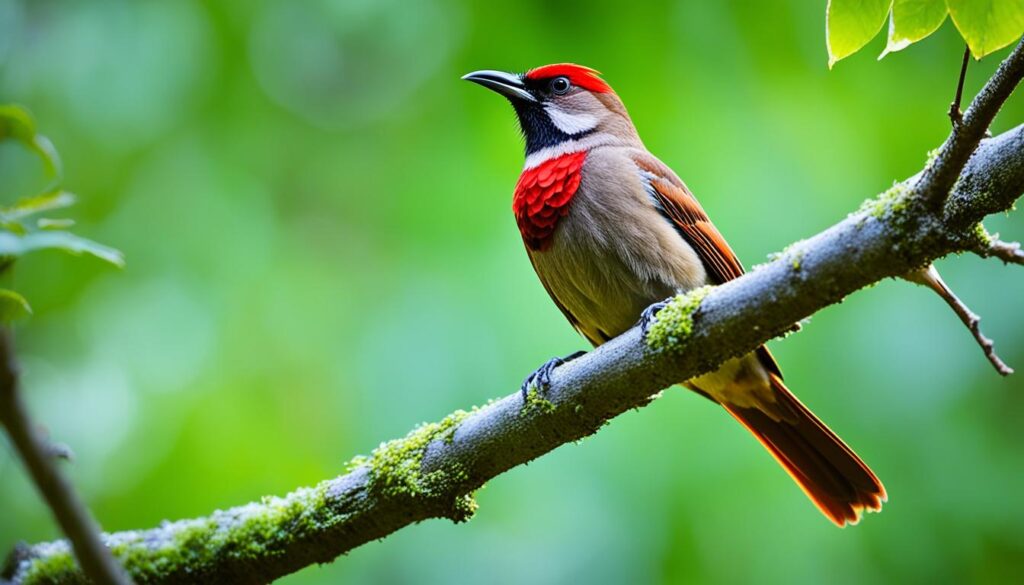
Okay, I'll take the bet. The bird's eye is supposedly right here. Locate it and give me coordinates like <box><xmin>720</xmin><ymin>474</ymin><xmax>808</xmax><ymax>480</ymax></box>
<box><xmin>550</xmin><ymin>77</ymin><xmax>571</xmax><ymax>95</ymax></box>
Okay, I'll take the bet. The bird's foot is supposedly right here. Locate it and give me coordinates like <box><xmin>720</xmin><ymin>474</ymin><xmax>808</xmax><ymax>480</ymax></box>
<box><xmin>638</xmin><ymin>298</ymin><xmax>672</xmax><ymax>337</ymax></box>
<box><xmin>520</xmin><ymin>350</ymin><xmax>587</xmax><ymax>401</ymax></box>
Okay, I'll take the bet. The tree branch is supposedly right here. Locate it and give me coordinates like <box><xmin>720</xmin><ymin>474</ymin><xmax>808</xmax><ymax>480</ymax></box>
<box><xmin>0</xmin><ymin>331</ymin><xmax>131</xmax><ymax>585</ymax></box>
<box><xmin>5</xmin><ymin>39</ymin><xmax>1024</xmax><ymax>585</ymax></box>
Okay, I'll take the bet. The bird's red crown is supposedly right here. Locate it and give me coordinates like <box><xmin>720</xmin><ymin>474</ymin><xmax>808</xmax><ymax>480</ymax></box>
<box><xmin>525</xmin><ymin>64</ymin><xmax>612</xmax><ymax>94</ymax></box>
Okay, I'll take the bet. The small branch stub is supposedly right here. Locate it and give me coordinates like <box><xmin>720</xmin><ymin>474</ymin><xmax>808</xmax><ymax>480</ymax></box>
<box><xmin>986</xmin><ymin>239</ymin><xmax>1024</xmax><ymax>265</ymax></box>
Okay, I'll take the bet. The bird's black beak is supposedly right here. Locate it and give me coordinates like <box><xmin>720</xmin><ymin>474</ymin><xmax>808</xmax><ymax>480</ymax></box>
<box><xmin>462</xmin><ymin>70</ymin><xmax>537</xmax><ymax>103</ymax></box>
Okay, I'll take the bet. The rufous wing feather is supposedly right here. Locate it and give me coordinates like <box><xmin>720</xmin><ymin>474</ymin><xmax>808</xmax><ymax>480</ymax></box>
<box><xmin>635</xmin><ymin>154</ymin><xmax>783</xmax><ymax>377</ymax></box>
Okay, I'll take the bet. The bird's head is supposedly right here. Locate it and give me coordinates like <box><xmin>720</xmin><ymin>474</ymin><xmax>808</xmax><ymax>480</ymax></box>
<box><xmin>463</xmin><ymin>64</ymin><xmax>639</xmax><ymax>156</ymax></box>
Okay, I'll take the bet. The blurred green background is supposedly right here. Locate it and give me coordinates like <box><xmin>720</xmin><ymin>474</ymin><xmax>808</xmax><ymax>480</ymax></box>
<box><xmin>1</xmin><ymin>0</ymin><xmax>1023</xmax><ymax>583</ymax></box>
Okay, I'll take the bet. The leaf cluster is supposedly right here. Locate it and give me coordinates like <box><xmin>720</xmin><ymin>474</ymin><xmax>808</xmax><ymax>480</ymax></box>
<box><xmin>0</xmin><ymin>105</ymin><xmax>123</xmax><ymax>323</ymax></box>
<box><xmin>827</xmin><ymin>0</ymin><xmax>1024</xmax><ymax>67</ymax></box>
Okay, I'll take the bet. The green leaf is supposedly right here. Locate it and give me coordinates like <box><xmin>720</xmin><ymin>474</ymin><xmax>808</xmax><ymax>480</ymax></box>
<box><xmin>0</xmin><ymin>221</ymin><xmax>27</xmax><ymax>236</ymax></box>
<box><xmin>0</xmin><ymin>105</ymin><xmax>62</xmax><ymax>182</ymax></box>
<box><xmin>37</xmin><ymin>218</ymin><xmax>76</xmax><ymax>230</ymax></box>
<box><xmin>0</xmin><ymin>231</ymin><xmax>125</xmax><ymax>267</ymax></box>
<box><xmin>0</xmin><ymin>190</ymin><xmax>77</xmax><ymax>222</ymax></box>
<box><xmin>0</xmin><ymin>104</ymin><xmax>36</xmax><ymax>144</ymax></box>
<box><xmin>0</xmin><ymin>289</ymin><xmax>32</xmax><ymax>323</ymax></box>
<box><xmin>0</xmin><ymin>106</ymin><xmax>121</xmax><ymax>273</ymax></box>
<box><xmin>947</xmin><ymin>0</ymin><xmax>1024</xmax><ymax>59</ymax></box>
<box><xmin>827</xmin><ymin>0</ymin><xmax>894</xmax><ymax>67</ymax></box>
<box><xmin>881</xmin><ymin>0</ymin><xmax>948</xmax><ymax>57</ymax></box>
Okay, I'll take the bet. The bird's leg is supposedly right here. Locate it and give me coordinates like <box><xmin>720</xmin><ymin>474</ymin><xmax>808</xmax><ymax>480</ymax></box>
<box><xmin>638</xmin><ymin>298</ymin><xmax>672</xmax><ymax>337</ymax></box>
<box><xmin>521</xmin><ymin>350</ymin><xmax>587</xmax><ymax>401</ymax></box>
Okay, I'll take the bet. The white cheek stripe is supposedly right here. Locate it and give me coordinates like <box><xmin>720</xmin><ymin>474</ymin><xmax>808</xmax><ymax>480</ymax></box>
<box><xmin>544</xmin><ymin>105</ymin><xmax>599</xmax><ymax>135</ymax></box>
<box><xmin>523</xmin><ymin>132</ymin><xmax>617</xmax><ymax>170</ymax></box>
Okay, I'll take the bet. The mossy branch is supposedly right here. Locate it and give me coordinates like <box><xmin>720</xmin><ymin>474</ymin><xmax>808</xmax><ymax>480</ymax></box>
<box><xmin>5</xmin><ymin>39</ymin><xmax>1024</xmax><ymax>585</ymax></box>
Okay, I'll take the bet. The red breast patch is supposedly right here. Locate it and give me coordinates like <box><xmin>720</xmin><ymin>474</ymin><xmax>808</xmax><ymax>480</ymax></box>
<box><xmin>512</xmin><ymin>151</ymin><xmax>587</xmax><ymax>250</ymax></box>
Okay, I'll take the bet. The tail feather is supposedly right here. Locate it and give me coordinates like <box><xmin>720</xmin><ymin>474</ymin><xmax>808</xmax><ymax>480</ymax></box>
<box><xmin>721</xmin><ymin>374</ymin><xmax>886</xmax><ymax>526</ymax></box>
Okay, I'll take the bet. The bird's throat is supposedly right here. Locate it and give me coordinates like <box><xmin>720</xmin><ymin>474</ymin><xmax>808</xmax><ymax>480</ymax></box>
<box><xmin>514</xmin><ymin>102</ymin><xmax>595</xmax><ymax>154</ymax></box>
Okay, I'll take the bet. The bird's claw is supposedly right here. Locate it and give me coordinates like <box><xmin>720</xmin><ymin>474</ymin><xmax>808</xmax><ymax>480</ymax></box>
<box><xmin>638</xmin><ymin>299</ymin><xmax>671</xmax><ymax>337</ymax></box>
<box><xmin>520</xmin><ymin>350</ymin><xmax>587</xmax><ymax>401</ymax></box>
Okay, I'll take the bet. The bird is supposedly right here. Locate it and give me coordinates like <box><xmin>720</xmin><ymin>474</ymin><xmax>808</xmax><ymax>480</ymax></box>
<box><xmin>463</xmin><ymin>63</ymin><xmax>886</xmax><ymax>526</ymax></box>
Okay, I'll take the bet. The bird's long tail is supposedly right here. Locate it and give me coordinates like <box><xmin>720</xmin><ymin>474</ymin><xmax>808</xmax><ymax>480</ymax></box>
<box><xmin>721</xmin><ymin>374</ymin><xmax>886</xmax><ymax>526</ymax></box>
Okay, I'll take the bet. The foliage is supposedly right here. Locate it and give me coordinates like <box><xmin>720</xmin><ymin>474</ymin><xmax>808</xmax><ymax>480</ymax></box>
<box><xmin>0</xmin><ymin>105</ymin><xmax>123</xmax><ymax>323</ymax></box>
<box><xmin>828</xmin><ymin>0</ymin><xmax>1024</xmax><ymax>66</ymax></box>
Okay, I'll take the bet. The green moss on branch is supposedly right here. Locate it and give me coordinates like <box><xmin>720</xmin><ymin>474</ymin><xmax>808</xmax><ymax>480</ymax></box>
<box><xmin>856</xmin><ymin>182</ymin><xmax>911</xmax><ymax>220</ymax></box>
<box><xmin>644</xmin><ymin>286</ymin><xmax>713</xmax><ymax>352</ymax></box>
<box><xmin>353</xmin><ymin>409</ymin><xmax>469</xmax><ymax>498</ymax></box>
<box><xmin>520</xmin><ymin>387</ymin><xmax>556</xmax><ymax>415</ymax></box>
<box><xmin>970</xmin><ymin>221</ymin><xmax>995</xmax><ymax>247</ymax></box>
<box><xmin>8</xmin><ymin>479</ymin><xmax>348</xmax><ymax>585</ymax></box>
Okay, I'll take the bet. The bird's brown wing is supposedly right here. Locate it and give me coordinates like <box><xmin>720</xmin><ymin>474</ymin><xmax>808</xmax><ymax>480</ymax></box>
<box><xmin>633</xmin><ymin>154</ymin><xmax>886</xmax><ymax>526</ymax></box>
<box><xmin>633</xmin><ymin>154</ymin><xmax>744</xmax><ymax>283</ymax></box>
<box><xmin>633</xmin><ymin>154</ymin><xmax>781</xmax><ymax>378</ymax></box>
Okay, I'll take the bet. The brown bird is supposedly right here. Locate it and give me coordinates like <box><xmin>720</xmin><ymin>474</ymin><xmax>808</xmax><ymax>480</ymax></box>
<box><xmin>464</xmin><ymin>63</ymin><xmax>886</xmax><ymax>526</ymax></box>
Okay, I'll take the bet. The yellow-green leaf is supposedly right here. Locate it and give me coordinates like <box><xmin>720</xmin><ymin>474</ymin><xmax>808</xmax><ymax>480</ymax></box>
<box><xmin>0</xmin><ymin>289</ymin><xmax>32</xmax><ymax>323</ymax></box>
<box><xmin>0</xmin><ymin>104</ymin><xmax>35</xmax><ymax>144</ymax></box>
<box><xmin>947</xmin><ymin>0</ymin><xmax>1024</xmax><ymax>58</ymax></box>
<box><xmin>37</xmin><ymin>218</ymin><xmax>76</xmax><ymax>230</ymax></box>
<box><xmin>881</xmin><ymin>0</ymin><xmax>948</xmax><ymax>57</ymax></box>
<box><xmin>828</xmin><ymin>0</ymin><xmax>894</xmax><ymax>67</ymax></box>
<box><xmin>0</xmin><ymin>190</ymin><xmax>77</xmax><ymax>222</ymax></box>
<box><xmin>0</xmin><ymin>231</ymin><xmax>125</xmax><ymax>267</ymax></box>
<box><xmin>0</xmin><ymin>104</ymin><xmax>62</xmax><ymax>182</ymax></box>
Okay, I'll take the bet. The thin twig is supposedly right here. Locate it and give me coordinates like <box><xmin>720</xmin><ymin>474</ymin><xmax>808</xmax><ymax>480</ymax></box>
<box><xmin>984</xmin><ymin>238</ymin><xmax>1024</xmax><ymax>265</ymax></box>
<box><xmin>0</xmin><ymin>330</ymin><xmax>131</xmax><ymax>584</ymax></box>
<box><xmin>949</xmin><ymin>44</ymin><xmax>971</xmax><ymax>127</ymax></box>
<box><xmin>919</xmin><ymin>39</ymin><xmax>1024</xmax><ymax>209</ymax></box>
<box><xmin>904</xmin><ymin>265</ymin><xmax>1013</xmax><ymax>376</ymax></box>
